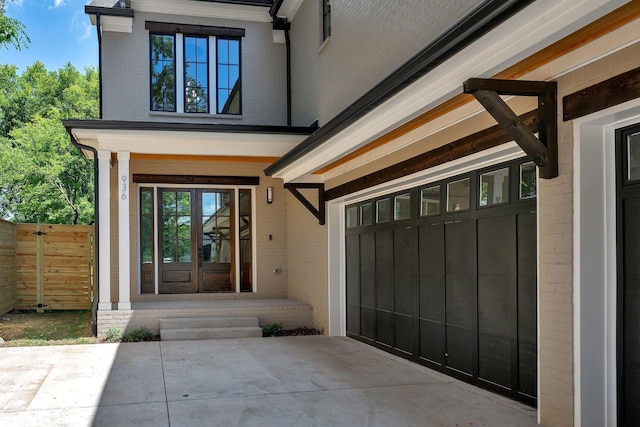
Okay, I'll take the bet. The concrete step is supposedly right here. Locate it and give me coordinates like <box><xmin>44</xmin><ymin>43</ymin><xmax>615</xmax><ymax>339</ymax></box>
<box><xmin>160</xmin><ymin>316</ymin><xmax>262</xmax><ymax>341</ymax></box>
<box><xmin>161</xmin><ymin>326</ymin><xmax>263</xmax><ymax>341</ymax></box>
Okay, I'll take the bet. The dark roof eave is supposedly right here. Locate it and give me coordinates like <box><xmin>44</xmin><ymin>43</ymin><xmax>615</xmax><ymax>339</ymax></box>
<box><xmin>62</xmin><ymin>119</ymin><xmax>317</xmax><ymax>136</ymax></box>
<box><xmin>85</xmin><ymin>5</ymin><xmax>135</xmax><ymax>17</ymax></box>
<box><xmin>263</xmin><ymin>0</ymin><xmax>536</xmax><ymax>177</ymax></box>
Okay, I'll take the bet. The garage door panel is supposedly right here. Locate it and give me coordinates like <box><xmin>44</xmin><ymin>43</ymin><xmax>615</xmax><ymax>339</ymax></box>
<box><xmin>394</xmin><ymin>228</ymin><xmax>414</xmax><ymax>316</ymax></box>
<box><xmin>478</xmin><ymin>216</ymin><xmax>516</xmax><ymax>276</ymax></box>
<box><xmin>445</xmin><ymin>220</ymin><xmax>476</xmax><ymax>274</ymax></box>
<box><xmin>479</xmin><ymin>332</ymin><xmax>513</xmax><ymax>389</ymax></box>
<box><xmin>346</xmin><ymin>234</ymin><xmax>360</xmax><ymax>335</ymax></box>
<box><xmin>446</xmin><ymin>325</ymin><xmax>475</xmax><ymax>376</ymax></box>
<box><xmin>419</xmin><ymin>223</ymin><xmax>444</xmax><ymax>275</ymax></box>
<box><xmin>360</xmin><ymin>306</ymin><xmax>376</xmax><ymax>340</ymax></box>
<box><xmin>519</xmin><ymin>339</ymin><xmax>537</xmax><ymax>397</ymax></box>
<box><xmin>478</xmin><ymin>274</ymin><xmax>516</xmax><ymax>338</ymax></box>
<box><xmin>419</xmin><ymin>273</ymin><xmax>445</xmax><ymax>321</ymax></box>
<box><xmin>518</xmin><ymin>275</ymin><xmax>537</xmax><ymax>345</ymax></box>
<box><xmin>395</xmin><ymin>313</ymin><xmax>414</xmax><ymax>354</ymax></box>
<box><xmin>376</xmin><ymin>231</ymin><xmax>394</xmax><ymax>312</ymax></box>
<box><xmin>360</xmin><ymin>232</ymin><xmax>376</xmax><ymax>308</ymax></box>
<box><xmin>376</xmin><ymin>309</ymin><xmax>394</xmax><ymax>347</ymax></box>
<box><xmin>420</xmin><ymin>318</ymin><xmax>445</xmax><ymax>365</ymax></box>
<box><xmin>518</xmin><ymin>213</ymin><xmax>537</xmax><ymax>278</ymax></box>
<box><xmin>446</xmin><ymin>274</ymin><xmax>476</xmax><ymax>328</ymax></box>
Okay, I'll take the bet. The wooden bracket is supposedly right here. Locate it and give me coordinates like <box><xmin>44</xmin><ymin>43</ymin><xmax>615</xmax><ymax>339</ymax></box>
<box><xmin>284</xmin><ymin>183</ymin><xmax>326</xmax><ymax>225</ymax></box>
<box><xmin>463</xmin><ymin>78</ymin><xmax>558</xmax><ymax>179</ymax></box>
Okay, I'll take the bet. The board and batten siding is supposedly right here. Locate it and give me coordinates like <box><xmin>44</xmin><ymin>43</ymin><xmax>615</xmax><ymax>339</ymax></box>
<box><xmin>0</xmin><ymin>219</ymin><xmax>16</xmax><ymax>315</ymax></box>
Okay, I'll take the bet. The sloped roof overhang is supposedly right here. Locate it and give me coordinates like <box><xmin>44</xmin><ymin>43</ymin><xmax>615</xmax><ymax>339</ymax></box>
<box><xmin>265</xmin><ymin>0</ymin><xmax>630</xmax><ymax>182</ymax></box>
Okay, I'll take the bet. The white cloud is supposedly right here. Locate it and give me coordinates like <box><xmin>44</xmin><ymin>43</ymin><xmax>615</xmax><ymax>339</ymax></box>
<box><xmin>50</xmin><ymin>0</ymin><xmax>65</xmax><ymax>9</ymax></box>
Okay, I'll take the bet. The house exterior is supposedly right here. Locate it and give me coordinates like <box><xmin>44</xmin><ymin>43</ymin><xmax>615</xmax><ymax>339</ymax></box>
<box><xmin>63</xmin><ymin>0</ymin><xmax>640</xmax><ymax>425</ymax></box>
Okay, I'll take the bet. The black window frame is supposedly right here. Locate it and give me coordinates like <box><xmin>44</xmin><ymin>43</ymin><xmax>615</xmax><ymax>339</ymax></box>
<box><xmin>149</xmin><ymin>33</ymin><xmax>177</xmax><ymax>113</ymax></box>
<box><xmin>321</xmin><ymin>0</ymin><xmax>331</xmax><ymax>42</ymax></box>
<box><xmin>216</xmin><ymin>37</ymin><xmax>242</xmax><ymax>115</ymax></box>
<box><xmin>183</xmin><ymin>34</ymin><xmax>210</xmax><ymax>114</ymax></box>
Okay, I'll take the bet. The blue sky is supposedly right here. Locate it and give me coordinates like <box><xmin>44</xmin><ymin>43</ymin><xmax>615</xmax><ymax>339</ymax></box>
<box><xmin>2</xmin><ymin>0</ymin><xmax>97</xmax><ymax>72</ymax></box>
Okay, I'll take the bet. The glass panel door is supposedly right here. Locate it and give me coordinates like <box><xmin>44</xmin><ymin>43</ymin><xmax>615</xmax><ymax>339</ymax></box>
<box><xmin>159</xmin><ymin>189</ymin><xmax>196</xmax><ymax>293</ymax></box>
<box><xmin>199</xmin><ymin>190</ymin><xmax>234</xmax><ymax>292</ymax></box>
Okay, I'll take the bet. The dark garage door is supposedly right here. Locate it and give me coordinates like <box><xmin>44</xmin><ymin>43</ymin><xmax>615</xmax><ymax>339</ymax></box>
<box><xmin>616</xmin><ymin>124</ymin><xmax>640</xmax><ymax>426</ymax></box>
<box><xmin>346</xmin><ymin>158</ymin><xmax>537</xmax><ymax>405</ymax></box>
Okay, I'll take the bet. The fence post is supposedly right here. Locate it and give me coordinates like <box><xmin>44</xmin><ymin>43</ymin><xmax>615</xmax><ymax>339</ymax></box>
<box><xmin>36</xmin><ymin>224</ymin><xmax>44</xmax><ymax>313</ymax></box>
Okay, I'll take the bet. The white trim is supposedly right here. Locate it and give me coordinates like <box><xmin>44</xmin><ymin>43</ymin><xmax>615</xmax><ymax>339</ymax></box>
<box><xmin>275</xmin><ymin>0</ymin><xmax>303</xmax><ymax>21</ymax></box>
<box><xmin>70</xmin><ymin>128</ymin><xmax>305</xmax><ymax>158</ymax></box>
<box><xmin>326</xmin><ymin>142</ymin><xmax>527</xmax><ymax>338</ymax></box>
<box><xmin>97</xmin><ymin>150</ymin><xmax>112</xmax><ymax>311</ymax></box>
<box><xmin>573</xmin><ymin>98</ymin><xmax>640</xmax><ymax>427</ymax></box>
<box><xmin>117</xmin><ymin>152</ymin><xmax>132</xmax><ymax>310</ymax></box>
<box><xmin>274</xmin><ymin>0</ymin><xmax>629</xmax><ymax>182</ymax></box>
<box><xmin>131</xmin><ymin>0</ymin><xmax>272</xmax><ymax>23</ymax></box>
<box><xmin>89</xmin><ymin>15</ymin><xmax>133</xmax><ymax>33</ymax></box>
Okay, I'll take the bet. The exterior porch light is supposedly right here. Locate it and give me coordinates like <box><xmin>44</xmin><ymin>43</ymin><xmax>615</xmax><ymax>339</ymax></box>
<box><xmin>267</xmin><ymin>187</ymin><xmax>273</xmax><ymax>204</ymax></box>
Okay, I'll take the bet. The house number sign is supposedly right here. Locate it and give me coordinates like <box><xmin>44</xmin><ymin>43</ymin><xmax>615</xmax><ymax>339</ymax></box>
<box><xmin>121</xmin><ymin>175</ymin><xmax>127</xmax><ymax>200</ymax></box>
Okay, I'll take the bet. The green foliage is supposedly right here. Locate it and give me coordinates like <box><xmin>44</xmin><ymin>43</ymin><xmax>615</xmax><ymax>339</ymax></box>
<box><xmin>124</xmin><ymin>327</ymin><xmax>154</xmax><ymax>342</ymax></box>
<box><xmin>103</xmin><ymin>326</ymin><xmax>124</xmax><ymax>343</ymax></box>
<box><xmin>262</xmin><ymin>322</ymin><xmax>284</xmax><ymax>337</ymax></box>
<box><xmin>0</xmin><ymin>1</ymin><xmax>29</xmax><ymax>52</ymax></box>
<box><xmin>0</xmin><ymin>62</ymin><xmax>98</xmax><ymax>224</ymax></box>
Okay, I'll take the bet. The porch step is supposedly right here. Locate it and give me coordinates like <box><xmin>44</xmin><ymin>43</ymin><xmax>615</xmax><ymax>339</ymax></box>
<box><xmin>160</xmin><ymin>316</ymin><xmax>263</xmax><ymax>341</ymax></box>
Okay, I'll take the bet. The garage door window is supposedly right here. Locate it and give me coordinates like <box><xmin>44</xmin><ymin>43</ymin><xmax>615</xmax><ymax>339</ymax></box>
<box><xmin>376</xmin><ymin>198</ymin><xmax>390</xmax><ymax>223</ymax></box>
<box><xmin>360</xmin><ymin>203</ymin><xmax>373</xmax><ymax>226</ymax></box>
<box><xmin>446</xmin><ymin>178</ymin><xmax>470</xmax><ymax>212</ymax></box>
<box><xmin>394</xmin><ymin>193</ymin><xmax>411</xmax><ymax>220</ymax></box>
<box><xmin>520</xmin><ymin>162</ymin><xmax>537</xmax><ymax>200</ymax></box>
<box><xmin>479</xmin><ymin>167</ymin><xmax>509</xmax><ymax>207</ymax></box>
<box><xmin>420</xmin><ymin>185</ymin><xmax>440</xmax><ymax>216</ymax></box>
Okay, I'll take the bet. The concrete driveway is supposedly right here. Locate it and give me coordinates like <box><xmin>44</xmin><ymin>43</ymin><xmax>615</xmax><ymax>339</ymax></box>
<box><xmin>0</xmin><ymin>336</ymin><xmax>539</xmax><ymax>426</ymax></box>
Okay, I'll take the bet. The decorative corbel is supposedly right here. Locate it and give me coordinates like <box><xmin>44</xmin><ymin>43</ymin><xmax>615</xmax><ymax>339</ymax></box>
<box><xmin>284</xmin><ymin>183</ymin><xmax>325</xmax><ymax>225</ymax></box>
<box><xmin>463</xmin><ymin>78</ymin><xmax>558</xmax><ymax>179</ymax></box>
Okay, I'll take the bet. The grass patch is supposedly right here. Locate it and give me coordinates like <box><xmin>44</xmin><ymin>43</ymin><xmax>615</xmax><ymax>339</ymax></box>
<box><xmin>0</xmin><ymin>310</ymin><xmax>96</xmax><ymax>347</ymax></box>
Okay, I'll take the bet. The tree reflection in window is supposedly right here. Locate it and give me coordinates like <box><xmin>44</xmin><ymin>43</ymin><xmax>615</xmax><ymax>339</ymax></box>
<box><xmin>150</xmin><ymin>34</ymin><xmax>176</xmax><ymax>112</ymax></box>
<box><xmin>217</xmin><ymin>38</ymin><xmax>241</xmax><ymax>114</ymax></box>
<box><xmin>184</xmin><ymin>35</ymin><xmax>208</xmax><ymax>113</ymax></box>
<box><xmin>162</xmin><ymin>191</ymin><xmax>192</xmax><ymax>263</ymax></box>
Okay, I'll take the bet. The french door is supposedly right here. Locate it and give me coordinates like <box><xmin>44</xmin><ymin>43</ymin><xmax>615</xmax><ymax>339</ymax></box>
<box><xmin>140</xmin><ymin>187</ymin><xmax>252</xmax><ymax>294</ymax></box>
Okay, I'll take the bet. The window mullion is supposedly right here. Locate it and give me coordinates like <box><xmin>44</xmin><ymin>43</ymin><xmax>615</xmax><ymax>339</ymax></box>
<box><xmin>209</xmin><ymin>36</ymin><xmax>216</xmax><ymax>115</ymax></box>
<box><xmin>176</xmin><ymin>33</ymin><xmax>185</xmax><ymax>113</ymax></box>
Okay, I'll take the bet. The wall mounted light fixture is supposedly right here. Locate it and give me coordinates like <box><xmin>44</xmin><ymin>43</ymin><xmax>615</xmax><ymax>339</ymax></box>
<box><xmin>267</xmin><ymin>187</ymin><xmax>273</xmax><ymax>204</ymax></box>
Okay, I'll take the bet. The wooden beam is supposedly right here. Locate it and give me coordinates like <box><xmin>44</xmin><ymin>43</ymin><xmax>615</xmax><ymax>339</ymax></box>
<box><xmin>464</xmin><ymin>78</ymin><xmax>557</xmax><ymax>179</ymax></box>
<box><xmin>284</xmin><ymin>183</ymin><xmax>325</xmax><ymax>225</ymax></box>
<box><xmin>132</xmin><ymin>174</ymin><xmax>260</xmax><ymax>185</ymax></box>
<box><xmin>563</xmin><ymin>66</ymin><xmax>640</xmax><ymax>121</ymax></box>
<box><xmin>471</xmin><ymin>89</ymin><xmax>548</xmax><ymax>167</ymax></box>
<box><xmin>325</xmin><ymin>111</ymin><xmax>537</xmax><ymax>201</ymax></box>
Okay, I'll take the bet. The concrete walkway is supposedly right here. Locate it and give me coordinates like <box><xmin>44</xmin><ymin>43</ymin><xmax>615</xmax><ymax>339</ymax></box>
<box><xmin>0</xmin><ymin>336</ymin><xmax>540</xmax><ymax>426</ymax></box>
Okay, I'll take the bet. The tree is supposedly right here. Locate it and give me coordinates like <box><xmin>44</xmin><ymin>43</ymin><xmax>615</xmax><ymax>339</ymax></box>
<box><xmin>0</xmin><ymin>63</ymin><xmax>98</xmax><ymax>225</ymax></box>
<box><xmin>0</xmin><ymin>0</ymin><xmax>29</xmax><ymax>51</ymax></box>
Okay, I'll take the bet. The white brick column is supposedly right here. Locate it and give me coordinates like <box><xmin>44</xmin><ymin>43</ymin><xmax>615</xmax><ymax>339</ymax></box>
<box><xmin>117</xmin><ymin>151</ymin><xmax>131</xmax><ymax>310</ymax></box>
<box><xmin>97</xmin><ymin>150</ymin><xmax>112</xmax><ymax>311</ymax></box>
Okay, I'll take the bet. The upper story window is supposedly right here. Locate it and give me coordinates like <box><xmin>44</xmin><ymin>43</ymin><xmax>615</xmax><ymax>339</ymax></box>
<box><xmin>321</xmin><ymin>0</ymin><xmax>331</xmax><ymax>42</ymax></box>
<box><xmin>150</xmin><ymin>34</ymin><xmax>176</xmax><ymax>112</ymax></box>
<box><xmin>147</xmin><ymin>22</ymin><xmax>244</xmax><ymax>115</ymax></box>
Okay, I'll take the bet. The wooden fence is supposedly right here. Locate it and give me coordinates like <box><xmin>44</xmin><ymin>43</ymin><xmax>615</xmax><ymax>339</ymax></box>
<box><xmin>0</xmin><ymin>220</ymin><xmax>16</xmax><ymax>314</ymax></box>
<box><xmin>13</xmin><ymin>224</ymin><xmax>94</xmax><ymax>311</ymax></box>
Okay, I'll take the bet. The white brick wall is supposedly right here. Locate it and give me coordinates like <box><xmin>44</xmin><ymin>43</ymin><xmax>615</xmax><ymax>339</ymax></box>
<box><xmin>289</xmin><ymin>0</ymin><xmax>485</xmax><ymax>127</ymax></box>
<box><xmin>101</xmin><ymin>11</ymin><xmax>287</xmax><ymax>125</ymax></box>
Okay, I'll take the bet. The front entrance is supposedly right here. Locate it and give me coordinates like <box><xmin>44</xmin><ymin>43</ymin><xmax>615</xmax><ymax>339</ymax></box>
<box><xmin>616</xmin><ymin>124</ymin><xmax>640</xmax><ymax>425</ymax></box>
<box><xmin>140</xmin><ymin>186</ymin><xmax>253</xmax><ymax>294</ymax></box>
<box><xmin>345</xmin><ymin>157</ymin><xmax>537</xmax><ymax>405</ymax></box>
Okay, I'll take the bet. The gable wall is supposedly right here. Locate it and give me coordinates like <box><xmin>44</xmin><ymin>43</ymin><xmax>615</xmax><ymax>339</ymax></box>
<box><xmin>288</xmin><ymin>0</ymin><xmax>485</xmax><ymax>127</ymax></box>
